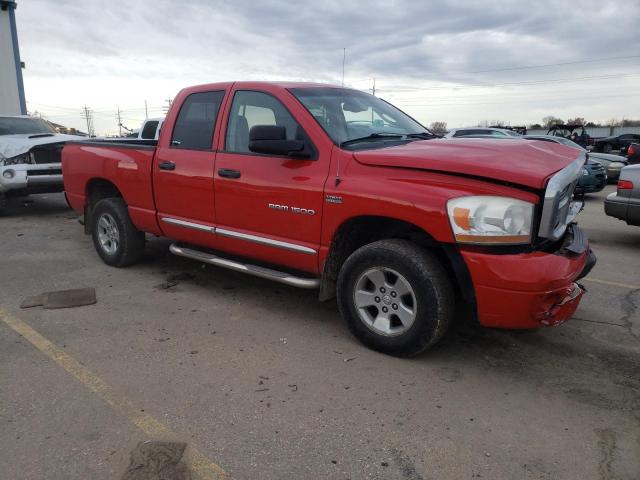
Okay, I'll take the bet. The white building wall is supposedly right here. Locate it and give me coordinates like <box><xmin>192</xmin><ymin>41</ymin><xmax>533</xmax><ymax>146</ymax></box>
<box><xmin>0</xmin><ymin>4</ymin><xmax>22</xmax><ymax>115</ymax></box>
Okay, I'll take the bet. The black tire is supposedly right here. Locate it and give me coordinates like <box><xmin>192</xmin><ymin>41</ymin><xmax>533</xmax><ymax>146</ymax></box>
<box><xmin>603</xmin><ymin>143</ymin><xmax>613</xmax><ymax>153</ymax></box>
<box><xmin>0</xmin><ymin>194</ymin><xmax>6</xmax><ymax>215</ymax></box>
<box><xmin>91</xmin><ymin>198</ymin><xmax>145</xmax><ymax>267</ymax></box>
<box><xmin>337</xmin><ymin>239</ymin><xmax>454</xmax><ymax>357</ymax></box>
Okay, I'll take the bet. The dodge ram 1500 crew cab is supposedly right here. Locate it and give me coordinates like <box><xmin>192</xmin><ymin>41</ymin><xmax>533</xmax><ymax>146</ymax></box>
<box><xmin>62</xmin><ymin>82</ymin><xmax>596</xmax><ymax>356</ymax></box>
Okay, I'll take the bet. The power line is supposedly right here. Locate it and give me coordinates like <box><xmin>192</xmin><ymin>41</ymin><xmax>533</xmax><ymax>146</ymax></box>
<box><xmin>385</xmin><ymin>72</ymin><xmax>640</xmax><ymax>94</ymax></box>
<box><xmin>466</xmin><ymin>54</ymin><xmax>640</xmax><ymax>75</ymax></box>
<box><xmin>398</xmin><ymin>92</ymin><xmax>640</xmax><ymax>108</ymax></box>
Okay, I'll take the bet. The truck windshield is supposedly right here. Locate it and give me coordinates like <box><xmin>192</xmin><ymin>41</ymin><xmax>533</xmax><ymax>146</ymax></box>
<box><xmin>0</xmin><ymin>117</ymin><xmax>56</xmax><ymax>136</ymax></box>
<box><xmin>290</xmin><ymin>87</ymin><xmax>430</xmax><ymax>149</ymax></box>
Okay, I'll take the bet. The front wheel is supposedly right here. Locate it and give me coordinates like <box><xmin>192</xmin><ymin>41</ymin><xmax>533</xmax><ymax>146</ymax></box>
<box><xmin>337</xmin><ymin>239</ymin><xmax>454</xmax><ymax>357</ymax></box>
<box><xmin>603</xmin><ymin>143</ymin><xmax>613</xmax><ymax>153</ymax></box>
<box><xmin>91</xmin><ymin>198</ymin><xmax>145</xmax><ymax>267</ymax></box>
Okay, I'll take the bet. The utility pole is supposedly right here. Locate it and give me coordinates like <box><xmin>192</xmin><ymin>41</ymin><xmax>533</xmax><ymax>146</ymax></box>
<box><xmin>163</xmin><ymin>97</ymin><xmax>173</xmax><ymax>114</ymax></box>
<box><xmin>369</xmin><ymin>79</ymin><xmax>377</xmax><ymax>123</ymax></box>
<box><xmin>144</xmin><ymin>100</ymin><xmax>148</xmax><ymax>119</ymax></box>
<box><xmin>341</xmin><ymin>48</ymin><xmax>346</xmax><ymax>87</ymax></box>
<box><xmin>81</xmin><ymin>105</ymin><xmax>94</xmax><ymax>137</ymax></box>
<box><xmin>116</xmin><ymin>105</ymin><xmax>123</xmax><ymax>137</ymax></box>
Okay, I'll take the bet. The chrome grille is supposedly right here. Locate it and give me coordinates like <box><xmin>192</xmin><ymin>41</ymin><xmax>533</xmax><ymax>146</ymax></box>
<box><xmin>538</xmin><ymin>153</ymin><xmax>586</xmax><ymax>241</ymax></box>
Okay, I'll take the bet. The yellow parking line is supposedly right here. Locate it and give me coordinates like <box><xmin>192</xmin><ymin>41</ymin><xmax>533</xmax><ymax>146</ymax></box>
<box><xmin>583</xmin><ymin>277</ymin><xmax>640</xmax><ymax>290</ymax></box>
<box><xmin>0</xmin><ymin>309</ymin><xmax>227</xmax><ymax>480</ymax></box>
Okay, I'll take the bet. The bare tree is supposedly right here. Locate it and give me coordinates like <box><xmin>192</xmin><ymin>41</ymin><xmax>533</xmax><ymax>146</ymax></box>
<box><xmin>478</xmin><ymin>119</ymin><xmax>506</xmax><ymax>127</ymax></box>
<box><xmin>542</xmin><ymin>116</ymin><xmax>564</xmax><ymax>128</ymax></box>
<box><xmin>566</xmin><ymin>117</ymin><xmax>585</xmax><ymax>126</ymax></box>
<box><xmin>429</xmin><ymin>121</ymin><xmax>447</xmax><ymax>135</ymax></box>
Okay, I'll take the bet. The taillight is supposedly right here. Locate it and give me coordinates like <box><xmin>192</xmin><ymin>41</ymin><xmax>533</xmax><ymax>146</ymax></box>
<box><xmin>618</xmin><ymin>180</ymin><xmax>634</xmax><ymax>190</ymax></box>
<box><xmin>629</xmin><ymin>144</ymin><xmax>637</xmax><ymax>156</ymax></box>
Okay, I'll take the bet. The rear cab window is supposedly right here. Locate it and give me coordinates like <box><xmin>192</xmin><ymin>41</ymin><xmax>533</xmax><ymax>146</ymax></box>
<box><xmin>171</xmin><ymin>91</ymin><xmax>226</xmax><ymax>150</ymax></box>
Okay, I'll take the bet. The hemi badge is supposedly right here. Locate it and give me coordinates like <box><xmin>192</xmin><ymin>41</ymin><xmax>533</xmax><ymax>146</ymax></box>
<box><xmin>325</xmin><ymin>195</ymin><xmax>343</xmax><ymax>204</ymax></box>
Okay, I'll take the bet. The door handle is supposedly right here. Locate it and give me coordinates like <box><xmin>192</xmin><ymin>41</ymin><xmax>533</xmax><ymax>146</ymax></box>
<box><xmin>158</xmin><ymin>161</ymin><xmax>176</xmax><ymax>171</ymax></box>
<box><xmin>218</xmin><ymin>168</ymin><xmax>241</xmax><ymax>179</ymax></box>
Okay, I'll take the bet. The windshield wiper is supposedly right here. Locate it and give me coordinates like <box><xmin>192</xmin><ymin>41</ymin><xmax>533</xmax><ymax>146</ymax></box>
<box><xmin>340</xmin><ymin>133</ymin><xmax>405</xmax><ymax>147</ymax></box>
<box><xmin>405</xmin><ymin>132</ymin><xmax>437</xmax><ymax>139</ymax></box>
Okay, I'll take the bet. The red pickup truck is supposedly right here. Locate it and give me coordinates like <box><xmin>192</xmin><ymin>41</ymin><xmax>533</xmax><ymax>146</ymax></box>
<box><xmin>63</xmin><ymin>81</ymin><xmax>595</xmax><ymax>356</ymax></box>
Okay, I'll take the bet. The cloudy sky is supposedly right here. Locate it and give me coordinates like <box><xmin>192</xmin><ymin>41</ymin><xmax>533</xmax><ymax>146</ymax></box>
<box><xmin>15</xmin><ymin>0</ymin><xmax>640</xmax><ymax>135</ymax></box>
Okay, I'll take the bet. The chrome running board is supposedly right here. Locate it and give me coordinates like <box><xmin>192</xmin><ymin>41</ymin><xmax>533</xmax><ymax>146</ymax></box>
<box><xmin>169</xmin><ymin>243</ymin><xmax>320</xmax><ymax>289</ymax></box>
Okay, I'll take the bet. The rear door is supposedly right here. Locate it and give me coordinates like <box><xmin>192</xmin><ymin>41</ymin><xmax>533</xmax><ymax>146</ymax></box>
<box><xmin>213</xmin><ymin>88</ymin><xmax>331</xmax><ymax>273</ymax></box>
<box><xmin>153</xmin><ymin>90</ymin><xmax>227</xmax><ymax>247</ymax></box>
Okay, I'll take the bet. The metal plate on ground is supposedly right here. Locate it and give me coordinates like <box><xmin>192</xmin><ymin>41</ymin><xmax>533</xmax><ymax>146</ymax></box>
<box><xmin>20</xmin><ymin>288</ymin><xmax>97</xmax><ymax>309</ymax></box>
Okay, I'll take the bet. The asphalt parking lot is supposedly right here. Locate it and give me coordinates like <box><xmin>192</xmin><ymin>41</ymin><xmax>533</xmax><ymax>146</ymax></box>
<box><xmin>1</xmin><ymin>186</ymin><xmax>638</xmax><ymax>480</ymax></box>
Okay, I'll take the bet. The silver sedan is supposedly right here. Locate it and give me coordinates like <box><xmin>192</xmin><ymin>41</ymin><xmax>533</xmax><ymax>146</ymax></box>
<box><xmin>604</xmin><ymin>164</ymin><xmax>640</xmax><ymax>226</ymax></box>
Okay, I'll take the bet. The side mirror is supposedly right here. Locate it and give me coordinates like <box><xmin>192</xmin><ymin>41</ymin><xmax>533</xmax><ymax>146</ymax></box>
<box><xmin>248</xmin><ymin>125</ymin><xmax>309</xmax><ymax>158</ymax></box>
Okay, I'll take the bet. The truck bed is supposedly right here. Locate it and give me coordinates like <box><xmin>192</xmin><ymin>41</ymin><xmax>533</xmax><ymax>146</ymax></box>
<box><xmin>62</xmin><ymin>140</ymin><xmax>161</xmax><ymax>235</ymax></box>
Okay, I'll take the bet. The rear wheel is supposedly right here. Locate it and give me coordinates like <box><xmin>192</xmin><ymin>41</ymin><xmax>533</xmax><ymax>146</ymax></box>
<box><xmin>91</xmin><ymin>198</ymin><xmax>145</xmax><ymax>267</ymax></box>
<box><xmin>603</xmin><ymin>143</ymin><xmax>613</xmax><ymax>153</ymax></box>
<box><xmin>337</xmin><ymin>239</ymin><xmax>454</xmax><ymax>357</ymax></box>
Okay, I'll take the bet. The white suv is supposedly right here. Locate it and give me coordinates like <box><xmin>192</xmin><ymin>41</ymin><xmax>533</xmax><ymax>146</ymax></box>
<box><xmin>444</xmin><ymin>127</ymin><xmax>522</xmax><ymax>138</ymax></box>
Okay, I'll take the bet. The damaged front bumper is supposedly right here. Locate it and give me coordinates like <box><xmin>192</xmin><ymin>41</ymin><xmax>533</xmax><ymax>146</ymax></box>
<box><xmin>461</xmin><ymin>224</ymin><xmax>595</xmax><ymax>329</ymax></box>
<box><xmin>0</xmin><ymin>163</ymin><xmax>63</xmax><ymax>195</ymax></box>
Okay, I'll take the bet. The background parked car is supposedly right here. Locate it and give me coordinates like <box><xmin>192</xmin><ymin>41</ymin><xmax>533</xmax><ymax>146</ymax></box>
<box><xmin>593</xmin><ymin>133</ymin><xmax>640</xmax><ymax>153</ymax></box>
<box><xmin>626</xmin><ymin>143</ymin><xmax>640</xmax><ymax>165</ymax></box>
<box><xmin>444</xmin><ymin>127</ymin><xmax>521</xmax><ymax>138</ymax></box>
<box><xmin>546</xmin><ymin>124</ymin><xmax>592</xmax><ymax>148</ymax></box>
<box><xmin>0</xmin><ymin>116</ymin><xmax>82</xmax><ymax>212</ymax></box>
<box><xmin>524</xmin><ymin>134</ymin><xmax>627</xmax><ymax>182</ymax></box>
<box><xmin>522</xmin><ymin>135</ymin><xmax>605</xmax><ymax>193</ymax></box>
<box><xmin>604</xmin><ymin>165</ymin><xmax>640</xmax><ymax>226</ymax></box>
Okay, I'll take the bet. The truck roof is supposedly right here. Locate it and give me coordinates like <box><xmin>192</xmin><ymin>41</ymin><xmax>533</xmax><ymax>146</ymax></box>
<box><xmin>180</xmin><ymin>81</ymin><xmax>346</xmax><ymax>94</ymax></box>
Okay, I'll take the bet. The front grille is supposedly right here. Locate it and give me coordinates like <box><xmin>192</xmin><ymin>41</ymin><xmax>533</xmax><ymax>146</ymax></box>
<box><xmin>30</xmin><ymin>145</ymin><xmax>63</xmax><ymax>164</ymax></box>
<box><xmin>539</xmin><ymin>153</ymin><xmax>586</xmax><ymax>241</ymax></box>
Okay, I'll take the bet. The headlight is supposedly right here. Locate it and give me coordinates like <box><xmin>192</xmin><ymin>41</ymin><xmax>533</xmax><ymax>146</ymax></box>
<box><xmin>447</xmin><ymin>196</ymin><xmax>534</xmax><ymax>244</ymax></box>
<box><xmin>3</xmin><ymin>153</ymin><xmax>32</xmax><ymax>166</ymax></box>
<box><xmin>582</xmin><ymin>168</ymin><xmax>589</xmax><ymax>176</ymax></box>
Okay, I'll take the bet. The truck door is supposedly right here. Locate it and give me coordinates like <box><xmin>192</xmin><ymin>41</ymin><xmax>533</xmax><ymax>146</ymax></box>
<box><xmin>214</xmin><ymin>89</ymin><xmax>331</xmax><ymax>274</ymax></box>
<box><xmin>153</xmin><ymin>90</ymin><xmax>226</xmax><ymax>247</ymax></box>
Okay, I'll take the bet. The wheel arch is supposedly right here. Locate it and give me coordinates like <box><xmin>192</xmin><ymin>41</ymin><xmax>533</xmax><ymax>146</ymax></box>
<box><xmin>84</xmin><ymin>178</ymin><xmax>124</xmax><ymax>233</ymax></box>
<box><xmin>319</xmin><ymin>215</ymin><xmax>476</xmax><ymax>313</ymax></box>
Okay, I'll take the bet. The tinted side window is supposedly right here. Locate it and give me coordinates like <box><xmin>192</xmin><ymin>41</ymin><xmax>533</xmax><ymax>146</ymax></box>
<box><xmin>141</xmin><ymin>120</ymin><xmax>158</xmax><ymax>139</ymax></box>
<box><xmin>171</xmin><ymin>91</ymin><xmax>225</xmax><ymax>150</ymax></box>
<box><xmin>226</xmin><ymin>91</ymin><xmax>302</xmax><ymax>154</ymax></box>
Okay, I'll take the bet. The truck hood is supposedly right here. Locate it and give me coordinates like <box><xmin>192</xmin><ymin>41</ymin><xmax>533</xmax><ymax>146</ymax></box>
<box><xmin>352</xmin><ymin>138</ymin><xmax>581</xmax><ymax>189</ymax></box>
<box><xmin>0</xmin><ymin>133</ymin><xmax>82</xmax><ymax>159</ymax></box>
